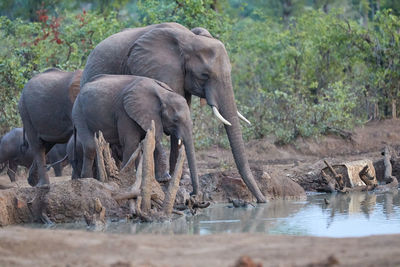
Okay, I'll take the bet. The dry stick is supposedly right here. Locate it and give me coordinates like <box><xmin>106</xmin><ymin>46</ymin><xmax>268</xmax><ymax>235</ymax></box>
<box><xmin>163</xmin><ymin>144</ymin><xmax>186</xmax><ymax>216</ymax></box>
<box><xmin>102</xmin><ymin>141</ymin><xmax>118</xmax><ymax>180</ymax></box>
<box><xmin>113</xmin><ymin>189</ymin><xmax>141</xmax><ymax>201</ymax></box>
<box><xmin>141</xmin><ymin>120</ymin><xmax>156</xmax><ymax>213</ymax></box>
<box><xmin>128</xmin><ymin>199</ymin><xmax>136</xmax><ymax>216</ymax></box>
<box><xmin>383</xmin><ymin>146</ymin><xmax>393</xmax><ymax>182</ymax></box>
<box><xmin>120</xmin><ymin>144</ymin><xmax>142</xmax><ymax>174</ymax></box>
<box><xmin>132</xmin><ymin>155</ymin><xmax>143</xmax><ymax>191</ymax></box>
<box><xmin>153</xmin><ymin>195</ymin><xmax>184</xmax><ymax>216</ymax></box>
<box><xmin>323</xmin><ymin>160</ymin><xmax>344</xmax><ymax>189</ymax></box>
<box><xmin>383</xmin><ymin>146</ymin><xmax>399</xmax><ymax>187</ymax></box>
<box><xmin>113</xmin><ymin>156</ymin><xmax>143</xmax><ymax>201</ymax></box>
<box><xmin>321</xmin><ymin>169</ymin><xmax>337</xmax><ymax>192</ymax></box>
<box><xmin>94</xmin><ymin>131</ymin><xmax>107</xmax><ymax>182</ymax></box>
<box><xmin>359</xmin><ymin>165</ymin><xmax>375</xmax><ymax>189</ymax></box>
<box><xmin>136</xmin><ymin>196</ymin><xmax>142</xmax><ymax>217</ymax></box>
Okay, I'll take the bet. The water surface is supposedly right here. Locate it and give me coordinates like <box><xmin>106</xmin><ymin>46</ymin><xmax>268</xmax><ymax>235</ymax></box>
<box><xmin>26</xmin><ymin>190</ymin><xmax>400</xmax><ymax>237</ymax></box>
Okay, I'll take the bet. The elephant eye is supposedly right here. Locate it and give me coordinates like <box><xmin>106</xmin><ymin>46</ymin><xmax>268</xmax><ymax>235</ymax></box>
<box><xmin>200</xmin><ymin>73</ymin><xmax>209</xmax><ymax>81</ymax></box>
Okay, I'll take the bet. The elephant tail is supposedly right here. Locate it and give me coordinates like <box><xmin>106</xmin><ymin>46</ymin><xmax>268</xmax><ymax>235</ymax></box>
<box><xmin>72</xmin><ymin>126</ymin><xmax>78</xmax><ymax>174</ymax></box>
<box><xmin>46</xmin><ymin>155</ymin><xmax>68</xmax><ymax>171</ymax></box>
<box><xmin>20</xmin><ymin>128</ymin><xmax>29</xmax><ymax>155</ymax></box>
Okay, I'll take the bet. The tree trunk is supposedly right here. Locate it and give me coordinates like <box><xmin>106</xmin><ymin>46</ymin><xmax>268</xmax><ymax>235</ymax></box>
<box><xmin>392</xmin><ymin>99</ymin><xmax>397</xmax><ymax>119</ymax></box>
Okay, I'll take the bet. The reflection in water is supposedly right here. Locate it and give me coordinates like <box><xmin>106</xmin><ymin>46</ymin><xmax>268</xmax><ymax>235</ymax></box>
<box><xmin>24</xmin><ymin>190</ymin><xmax>400</xmax><ymax>237</ymax></box>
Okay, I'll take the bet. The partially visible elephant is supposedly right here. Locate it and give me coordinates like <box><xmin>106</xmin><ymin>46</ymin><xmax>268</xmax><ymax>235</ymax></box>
<box><xmin>46</xmin><ymin>141</ymin><xmax>69</xmax><ymax>177</ymax></box>
<box><xmin>0</xmin><ymin>128</ymin><xmax>68</xmax><ymax>182</ymax></box>
<box><xmin>66</xmin><ymin>135</ymin><xmax>122</xmax><ymax>179</ymax></box>
<box><xmin>18</xmin><ymin>68</ymin><xmax>82</xmax><ymax>186</ymax></box>
<box><xmin>73</xmin><ymin>74</ymin><xmax>199</xmax><ymax>194</ymax></box>
<box><xmin>81</xmin><ymin>22</ymin><xmax>265</xmax><ymax>202</ymax></box>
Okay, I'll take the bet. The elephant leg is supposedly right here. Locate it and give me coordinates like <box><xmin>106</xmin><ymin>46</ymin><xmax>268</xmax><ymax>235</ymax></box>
<box><xmin>33</xmin><ymin>145</ymin><xmax>51</xmax><ymax>187</ymax></box>
<box><xmin>169</xmin><ymin>136</ymin><xmax>189</xmax><ymax>178</ymax></box>
<box><xmin>81</xmin><ymin>138</ymin><xmax>96</xmax><ymax>178</ymax></box>
<box><xmin>7</xmin><ymin>161</ymin><xmax>17</xmax><ymax>182</ymax></box>
<box><xmin>121</xmin><ymin>137</ymin><xmax>141</xmax><ymax>168</ymax></box>
<box><xmin>53</xmin><ymin>163</ymin><xmax>62</xmax><ymax>177</ymax></box>
<box><xmin>73</xmin><ymin>155</ymin><xmax>83</xmax><ymax>179</ymax></box>
<box><xmin>25</xmin><ymin>142</ymin><xmax>51</xmax><ymax>187</ymax></box>
<box><xmin>22</xmin><ymin>107</ymin><xmax>51</xmax><ymax>187</ymax></box>
<box><xmin>169</xmin><ymin>135</ymin><xmax>179</xmax><ymax>174</ymax></box>
<box><xmin>27</xmin><ymin>161</ymin><xmax>39</xmax><ymax>186</ymax></box>
<box><xmin>154</xmin><ymin>142</ymin><xmax>170</xmax><ymax>182</ymax></box>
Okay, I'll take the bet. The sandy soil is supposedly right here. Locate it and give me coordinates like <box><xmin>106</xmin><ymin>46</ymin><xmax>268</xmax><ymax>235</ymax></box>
<box><xmin>1</xmin><ymin>119</ymin><xmax>400</xmax><ymax>266</ymax></box>
<box><xmin>1</xmin><ymin>227</ymin><xmax>400</xmax><ymax>267</ymax></box>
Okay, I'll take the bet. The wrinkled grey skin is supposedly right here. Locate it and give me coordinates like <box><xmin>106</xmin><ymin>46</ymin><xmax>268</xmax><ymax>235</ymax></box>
<box><xmin>73</xmin><ymin>74</ymin><xmax>199</xmax><ymax>194</ymax></box>
<box><xmin>18</xmin><ymin>68</ymin><xmax>82</xmax><ymax>186</ymax></box>
<box><xmin>80</xmin><ymin>22</ymin><xmax>265</xmax><ymax>202</ymax></box>
<box><xmin>0</xmin><ymin>128</ymin><xmax>68</xmax><ymax>182</ymax></box>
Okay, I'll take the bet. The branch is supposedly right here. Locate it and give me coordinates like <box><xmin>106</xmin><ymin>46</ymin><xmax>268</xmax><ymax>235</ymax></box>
<box><xmin>163</xmin><ymin>144</ymin><xmax>185</xmax><ymax>216</ymax></box>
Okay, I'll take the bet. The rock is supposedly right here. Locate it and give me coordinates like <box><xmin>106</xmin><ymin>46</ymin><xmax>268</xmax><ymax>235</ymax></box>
<box><xmin>233</xmin><ymin>255</ymin><xmax>262</xmax><ymax>267</ymax></box>
<box><xmin>197</xmin><ymin>166</ymin><xmax>305</xmax><ymax>202</ymax></box>
<box><xmin>253</xmin><ymin>167</ymin><xmax>306</xmax><ymax>200</ymax></box>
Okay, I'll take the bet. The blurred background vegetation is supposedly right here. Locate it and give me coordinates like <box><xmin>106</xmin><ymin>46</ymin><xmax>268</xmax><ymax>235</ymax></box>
<box><xmin>1</xmin><ymin>0</ymin><xmax>399</xmax><ymax>146</ymax></box>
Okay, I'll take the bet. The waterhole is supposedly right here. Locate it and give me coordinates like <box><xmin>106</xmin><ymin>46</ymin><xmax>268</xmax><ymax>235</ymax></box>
<box><xmin>26</xmin><ymin>190</ymin><xmax>400</xmax><ymax>237</ymax></box>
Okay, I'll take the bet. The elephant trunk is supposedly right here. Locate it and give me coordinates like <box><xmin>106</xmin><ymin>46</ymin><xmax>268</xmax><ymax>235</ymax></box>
<box><xmin>213</xmin><ymin>80</ymin><xmax>266</xmax><ymax>203</ymax></box>
<box><xmin>183</xmin><ymin>133</ymin><xmax>199</xmax><ymax>195</ymax></box>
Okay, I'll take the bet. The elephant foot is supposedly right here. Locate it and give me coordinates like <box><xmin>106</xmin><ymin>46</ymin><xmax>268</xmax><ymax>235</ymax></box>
<box><xmin>28</xmin><ymin>176</ymin><xmax>39</xmax><ymax>187</ymax></box>
<box><xmin>35</xmin><ymin>178</ymin><xmax>50</xmax><ymax>188</ymax></box>
<box><xmin>156</xmin><ymin>172</ymin><xmax>171</xmax><ymax>183</ymax></box>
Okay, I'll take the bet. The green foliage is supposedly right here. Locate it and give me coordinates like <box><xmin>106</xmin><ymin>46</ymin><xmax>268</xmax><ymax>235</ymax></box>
<box><xmin>136</xmin><ymin>0</ymin><xmax>231</xmax><ymax>39</ymax></box>
<box><xmin>185</xmin><ymin>6</ymin><xmax>397</xmax><ymax>146</ymax></box>
<box><xmin>1</xmin><ymin>0</ymin><xmax>400</xmax><ymax>146</ymax></box>
<box><xmin>0</xmin><ymin>11</ymin><xmax>125</xmax><ymax>133</ymax></box>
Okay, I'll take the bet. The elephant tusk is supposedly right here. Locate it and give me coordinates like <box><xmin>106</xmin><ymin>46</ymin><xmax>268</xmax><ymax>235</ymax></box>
<box><xmin>212</xmin><ymin>106</ymin><xmax>231</xmax><ymax>126</ymax></box>
<box><xmin>237</xmin><ymin>111</ymin><xmax>251</xmax><ymax>125</ymax></box>
<box><xmin>178</xmin><ymin>138</ymin><xmax>182</xmax><ymax>146</ymax></box>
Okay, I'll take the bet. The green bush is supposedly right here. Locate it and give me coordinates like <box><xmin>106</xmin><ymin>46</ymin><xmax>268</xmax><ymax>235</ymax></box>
<box><xmin>1</xmin><ymin>2</ymin><xmax>400</xmax><ymax>147</ymax></box>
<box><xmin>0</xmin><ymin>11</ymin><xmax>125</xmax><ymax>133</ymax></box>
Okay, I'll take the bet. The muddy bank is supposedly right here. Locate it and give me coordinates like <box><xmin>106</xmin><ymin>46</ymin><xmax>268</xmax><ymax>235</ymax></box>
<box><xmin>0</xmin><ymin>167</ymin><xmax>305</xmax><ymax>226</ymax></box>
<box><xmin>2</xmin><ymin>119</ymin><xmax>400</xmax><ymax>225</ymax></box>
<box><xmin>1</xmin><ymin>227</ymin><xmax>400</xmax><ymax>267</ymax></box>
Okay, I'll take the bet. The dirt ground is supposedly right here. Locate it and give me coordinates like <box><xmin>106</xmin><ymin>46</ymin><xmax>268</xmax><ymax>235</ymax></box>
<box><xmin>1</xmin><ymin>227</ymin><xmax>400</xmax><ymax>267</ymax></box>
<box><xmin>1</xmin><ymin>119</ymin><xmax>400</xmax><ymax>266</ymax></box>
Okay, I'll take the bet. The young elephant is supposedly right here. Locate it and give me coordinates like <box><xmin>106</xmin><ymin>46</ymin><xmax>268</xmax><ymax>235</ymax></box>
<box><xmin>0</xmin><ymin>128</ymin><xmax>68</xmax><ymax>182</ymax></box>
<box><xmin>73</xmin><ymin>75</ymin><xmax>199</xmax><ymax>194</ymax></box>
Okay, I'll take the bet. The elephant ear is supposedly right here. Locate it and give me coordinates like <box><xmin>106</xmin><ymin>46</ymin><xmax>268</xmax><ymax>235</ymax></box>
<box><xmin>126</xmin><ymin>27</ymin><xmax>193</xmax><ymax>94</ymax></box>
<box><xmin>122</xmin><ymin>81</ymin><xmax>164</xmax><ymax>141</ymax></box>
<box><xmin>68</xmin><ymin>70</ymin><xmax>83</xmax><ymax>104</ymax></box>
<box><xmin>191</xmin><ymin>27</ymin><xmax>213</xmax><ymax>38</ymax></box>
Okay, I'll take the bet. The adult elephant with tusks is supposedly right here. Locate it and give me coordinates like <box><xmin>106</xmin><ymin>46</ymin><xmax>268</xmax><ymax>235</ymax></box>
<box><xmin>81</xmin><ymin>22</ymin><xmax>266</xmax><ymax>202</ymax></box>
